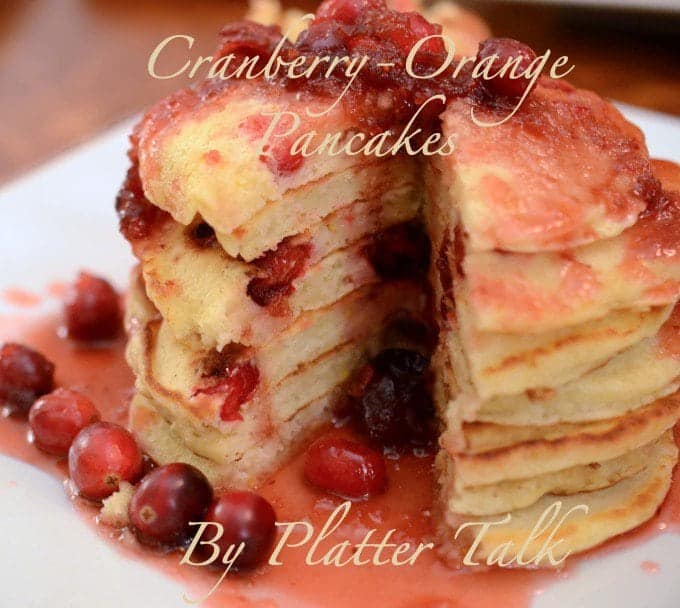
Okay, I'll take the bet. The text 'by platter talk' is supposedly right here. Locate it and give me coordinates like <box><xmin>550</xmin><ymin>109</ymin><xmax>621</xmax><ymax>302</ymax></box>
<box><xmin>180</xmin><ymin>499</ymin><xmax>587</xmax><ymax>603</ymax></box>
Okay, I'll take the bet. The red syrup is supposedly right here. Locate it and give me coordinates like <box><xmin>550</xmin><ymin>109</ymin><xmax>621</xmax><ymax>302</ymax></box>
<box><xmin>0</xmin><ymin>288</ymin><xmax>42</xmax><ymax>308</ymax></box>
<box><xmin>1</xmin><ymin>311</ymin><xmax>679</xmax><ymax>608</ymax></box>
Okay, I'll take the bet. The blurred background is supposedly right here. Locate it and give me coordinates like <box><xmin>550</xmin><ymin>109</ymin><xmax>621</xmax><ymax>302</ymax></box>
<box><xmin>0</xmin><ymin>0</ymin><xmax>678</xmax><ymax>184</ymax></box>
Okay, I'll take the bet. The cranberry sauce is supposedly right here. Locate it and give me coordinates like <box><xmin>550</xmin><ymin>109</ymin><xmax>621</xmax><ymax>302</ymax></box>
<box><xmin>115</xmin><ymin>161</ymin><xmax>169</xmax><ymax>242</ymax></box>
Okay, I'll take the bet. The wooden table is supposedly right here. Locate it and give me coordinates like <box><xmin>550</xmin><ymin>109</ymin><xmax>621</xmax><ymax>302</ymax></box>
<box><xmin>1</xmin><ymin>0</ymin><xmax>678</xmax><ymax>184</ymax></box>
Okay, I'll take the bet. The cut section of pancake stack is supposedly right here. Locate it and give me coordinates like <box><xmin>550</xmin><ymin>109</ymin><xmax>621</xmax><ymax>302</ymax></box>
<box><xmin>429</xmin><ymin>85</ymin><xmax>680</xmax><ymax>565</ymax></box>
<box><xmin>120</xmin><ymin>80</ymin><xmax>430</xmax><ymax>488</ymax></box>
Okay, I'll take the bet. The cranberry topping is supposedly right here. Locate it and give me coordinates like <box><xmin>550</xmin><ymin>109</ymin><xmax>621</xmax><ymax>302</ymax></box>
<box><xmin>195</xmin><ymin>361</ymin><xmax>260</xmax><ymax>422</ymax></box>
<box><xmin>304</xmin><ymin>436</ymin><xmax>387</xmax><ymax>499</ymax></box>
<box><xmin>129</xmin><ymin>463</ymin><xmax>213</xmax><ymax>548</ymax></box>
<box><xmin>316</xmin><ymin>0</ymin><xmax>377</xmax><ymax>24</ymax></box>
<box><xmin>352</xmin><ymin>349</ymin><xmax>435</xmax><ymax>450</ymax></box>
<box><xmin>203</xmin><ymin>491</ymin><xmax>277</xmax><ymax>569</ymax></box>
<box><xmin>0</xmin><ymin>343</ymin><xmax>55</xmax><ymax>417</ymax></box>
<box><xmin>631</xmin><ymin>188</ymin><xmax>680</xmax><ymax>260</ymax></box>
<box><xmin>138</xmin><ymin>1</ymin><xmax>545</xmax><ymax>181</ymax></box>
<box><xmin>364</xmin><ymin>221</ymin><xmax>431</xmax><ymax>280</ymax></box>
<box><xmin>68</xmin><ymin>422</ymin><xmax>144</xmax><ymax>501</ymax></box>
<box><xmin>247</xmin><ymin>239</ymin><xmax>312</xmax><ymax>307</ymax></box>
<box><xmin>29</xmin><ymin>389</ymin><xmax>100</xmax><ymax>456</ymax></box>
<box><xmin>290</xmin><ymin>0</ymin><xmax>457</xmax><ymax>134</ymax></box>
<box><xmin>475</xmin><ymin>37</ymin><xmax>538</xmax><ymax>100</ymax></box>
<box><xmin>216</xmin><ymin>21</ymin><xmax>286</xmax><ymax>71</ymax></box>
<box><xmin>115</xmin><ymin>162</ymin><xmax>168</xmax><ymax>241</ymax></box>
<box><xmin>63</xmin><ymin>272</ymin><xmax>122</xmax><ymax>342</ymax></box>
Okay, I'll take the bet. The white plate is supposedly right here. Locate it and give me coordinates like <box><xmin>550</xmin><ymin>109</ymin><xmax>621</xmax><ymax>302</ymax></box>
<box><xmin>0</xmin><ymin>106</ymin><xmax>679</xmax><ymax>607</ymax></box>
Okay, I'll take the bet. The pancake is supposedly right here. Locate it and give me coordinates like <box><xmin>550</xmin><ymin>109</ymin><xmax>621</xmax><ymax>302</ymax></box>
<box><xmin>445</xmin><ymin>393</ymin><xmax>680</xmax><ymax>488</ymax></box>
<box><xmin>438</xmin><ymin>434</ymin><xmax>660</xmax><ymax>517</ymax></box>
<box><xmin>476</xmin><ymin>306</ymin><xmax>680</xmax><ymax>426</ymax></box>
<box><xmin>136</xmin><ymin>78</ymin><xmax>421</xmax><ymax>262</ymax></box>
<box><xmin>435</xmin><ymin>80</ymin><xmax>653</xmax><ymax>253</ymax></box>
<box><xmin>438</xmin><ymin>430</ymin><xmax>677</xmax><ymax>567</ymax></box>
<box><xmin>456</xmin><ymin>295</ymin><xmax>672</xmax><ymax>400</ymax></box>
<box><xmin>213</xmin><ymin>157</ymin><xmax>418</xmax><ymax>262</ymax></box>
<box><xmin>424</xmin><ymin>159</ymin><xmax>674</xmax><ymax>410</ymax></box>
<box><xmin>129</xmin><ymin>389</ymin><xmax>334</xmax><ymax>489</ymax></box>
<box><xmin>126</xmin><ymin>271</ymin><xmax>424</xmax><ymax>429</ymax></box>
<box><xmin>135</xmin><ymin>186</ymin><xmax>420</xmax><ymax>350</ymax></box>
<box><xmin>462</xmin><ymin>160</ymin><xmax>680</xmax><ymax>334</ymax></box>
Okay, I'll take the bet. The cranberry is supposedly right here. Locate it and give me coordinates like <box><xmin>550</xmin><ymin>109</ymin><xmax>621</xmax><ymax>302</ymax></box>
<box><xmin>354</xmin><ymin>349</ymin><xmax>434</xmax><ymax>449</ymax></box>
<box><xmin>194</xmin><ymin>362</ymin><xmax>260</xmax><ymax>422</ymax></box>
<box><xmin>29</xmin><ymin>389</ymin><xmax>100</xmax><ymax>455</ymax></box>
<box><xmin>115</xmin><ymin>162</ymin><xmax>168</xmax><ymax>241</ymax></box>
<box><xmin>263</xmin><ymin>144</ymin><xmax>304</xmax><ymax>176</ymax></box>
<box><xmin>69</xmin><ymin>422</ymin><xmax>143</xmax><ymax>500</ymax></box>
<box><xmin>63</xmin><ymin>272</ymin><xmax>122</xmax><ymax>342</ymax></box>
<box><xmin>384</xmin><ymin>12</ymin><xmax>443</xmax><ymax>55</ymax></box>
<box><xmin>129</xmin><ymin>463</ymin><xmax>213</xmax><ymax>548</ymax></box>
<box><xmin>317</xmin><ymin>0</ymin><xmax>383</xmax><ymax>24</ymax></box>
<box><xmin>247</xmin><ymin>240</ymin><xmax>311</xmax><ymax>307</ymax></box>
<box><xmin>0</xmin><ymin>343</ymin><xmax>55</xmax><ymax>416</ymax></box>
<box><xmin>475</xmin><ymin>38</ymin><xmax>538</xmax><ymax>99</ymax></box>
<box><xmin>365</xmin><ymin>222</ymin><xmax>431</xmax><ymax>280</ymax></box>
<box><xmin>304</xmin><ymin>436</ymin><xmax>387</xmax><ymax>499</ymax></box>
<box><xmin>203</xmin><ymin>492</ymin><xmax>276</xmax><ymax>569</ymax></box>
<box><xmin>299</xmin><ymin>21</ymin><xmax>346</xmax><ymax>54</ymax></box>
<box><xmin>216</xmin><ymin>21</ymin><xmax>284</xmax><ymax>70</ymax></box>
<box><xmin>290</xmin><ymin>0</ymin><xmax>456</xmax><ymax>134</ymax></box>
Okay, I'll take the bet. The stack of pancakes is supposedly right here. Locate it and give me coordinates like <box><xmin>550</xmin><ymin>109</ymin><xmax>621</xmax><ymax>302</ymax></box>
<box><xmin>121</xmin><ymin>0</ymin><xmax>488</xmax><ymax>490</ymax></box>
<box><xmin>122</xmin><ymin>80</ymin><xmax>429</xmax><ymax>488</ymax></box>
<box><xmin>117</xmin><ymin>1</ymin><xmax>680</xmax><ymax>563</ymax></box>
<box><xmin>429</xmin><ymin>86</ymin><xmax>680</xmax><ymax>564</ymax></box>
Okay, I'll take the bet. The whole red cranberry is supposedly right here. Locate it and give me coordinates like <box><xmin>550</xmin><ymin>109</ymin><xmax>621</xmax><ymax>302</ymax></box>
<box><xmin>29</xmin><ymin>388</ymin><xmax>100</xmax><ymax>455</ymax></box>
<box><xmin>63</xmin><ymin>272</ymin><xmax>122</xmax><ymax>342</ymax></box>
<box><xmin>68</xmin><ymin>422</ymin><xmax>143</xmax><ymax>500</ymax></box>
<box><xmin>203</xmin><ymin>492</ymin><xmax>277</xmax><ymax>570</ymax></box>
<box><xmin>0</xmin><ymin>343</ymin><xmax>55</xmax><ymax>416</ymax></box>
<box><xmin>129</xmin><ymin>463</ymin><xmax>213</xmax><ymax>548</ymax></box>
<box><xmin>475</xmin><ymin>37</ymin><xmax>538</xmax><ymax>99</ymax></box>
<box><xmin>304</xmin><ymin>436</ymin><xmax>387</xmax><ymax>499</ymax></box>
